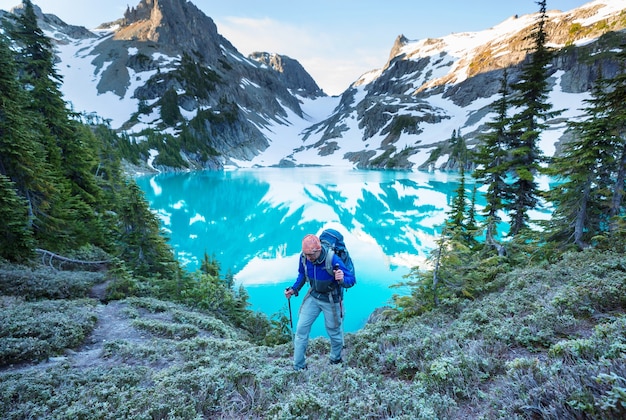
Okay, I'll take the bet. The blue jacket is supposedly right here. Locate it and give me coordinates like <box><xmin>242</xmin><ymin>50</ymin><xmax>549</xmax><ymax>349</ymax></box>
<box><xmin>290</xmin><ymin>247</ymin><xmax>356</xmax><ymax>301</ymax></box>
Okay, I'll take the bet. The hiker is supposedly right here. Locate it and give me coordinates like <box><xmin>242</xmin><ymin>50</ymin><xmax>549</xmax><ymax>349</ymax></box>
<box><xmin>284</xmin><ymin>233</ymin><xmax>356</xmax><ymax>371</ymax></box>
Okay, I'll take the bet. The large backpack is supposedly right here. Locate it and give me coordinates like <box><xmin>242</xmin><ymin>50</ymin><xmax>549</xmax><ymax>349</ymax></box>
<box><xmin>319</xmin><ymin>228</ymin><xmax>356</xmax><ymax>287</ymax></box>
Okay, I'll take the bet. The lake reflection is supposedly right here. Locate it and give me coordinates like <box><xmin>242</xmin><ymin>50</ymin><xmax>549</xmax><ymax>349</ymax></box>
<box><xmin>135</xmin><ymin>168</ymin><xmax>466</xmax><ymax>337</ymax></box>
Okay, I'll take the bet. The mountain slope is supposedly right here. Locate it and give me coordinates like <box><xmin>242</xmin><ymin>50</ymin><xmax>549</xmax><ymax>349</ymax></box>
<box><xmin>287</xmin><ymin>0</ymin><xmax>626</xmax><ymax>169</ymax></box>
<box><xmin>4</xmin><ymin>0</ymin><xmax>626</xmax><ymax>170</ymax></box>
<box><xmin>5</xmin><ymin>0</ymin><xmax>324</xmax><ymax>170</ymax></box>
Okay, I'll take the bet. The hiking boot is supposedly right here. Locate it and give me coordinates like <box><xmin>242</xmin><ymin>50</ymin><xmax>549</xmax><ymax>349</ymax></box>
<box><xmin>329</xmin><ymin>358</ymin><xmax>342</xmax><ymax>365</ymax></box>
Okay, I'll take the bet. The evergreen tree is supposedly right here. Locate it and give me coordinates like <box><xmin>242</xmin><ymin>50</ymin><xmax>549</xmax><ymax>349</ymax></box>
<box><xmin>473</xmin><ymin>70</ymin><xmax>511</xmax><ymax>255</ymax></box>
<box><xmin>89</xmin><ymin>125</ymin><xmax>138</xmax><ymax>253</ymax></box>
<box><xmin>445</xmin><ymin>165</ymin><xmax>480</xmax><ymax>248</ymax></box>
<box><xmin>0</xmin><ymin>175</ymin><xmax>35</xmax><ymax>261</ymax></box>
<box><xmin>447</xmin><ymin>165</ymin><xmax>468</xmax><ymax>234</ymax></box>
<box><xmin>546</xmin><ymin>82</ymin><xmax>611</xmax><ymax>248</ymax></box>
<box><xmin>600</xmin><ymin>49</ymin><xmax>626</xmax><ymax>227</ymax></box>
<box><xmin>9</xmin><ymin>0</ymin><xmax>63</xmax><ymax>169</ymax></box>
<box><xmin>546</xmin><ymin>49</ymin><xmax>626</xmax><ymax>247</ymax></box>
<box><xmin>505</xmin><ymin>0</ymin><xmax>562</xmax><ymax>235</ymax></box>
<box><xmin>66</xmin><ymin>123</ymin><xmax>108</xmax><ymax>246</ymax></box>
<box><xmin>449</xmin><ymin>129</ymin><xmax>469</xmax><ymax>170</ymax></box>
<box><xmin>9</xmin><ymin>0</ymin><xmax>105</xmax><ymax>251</ymax></box>
<box><xmin>200</xmin><ymin>251</ymin><xmax>221</xmax><ymax>279</ymax></box>
<box><xmin>466</xmin><ymin>184</ymin><xmax>479</xmax><ymax>247</ymax></box>
<box><xmin>160</xmin><ymin>87</ymin><xmax>182</xmax><ymax>125</ymax></box>
<box><xmin>1</xmin><ymin>2</ymin><xmax>184</xmax><ymax>277</ymax></box>
<box><xmin>118</xmin><ymin>181</ymin><xmax>179</xmax><ymax>278</ymax></box>
<box><xmin>0</xmin><ymin>31</ymin><xmax>57</xmax><ymax>246</ymax></box>
<box><xmin>223</xmin><ymin>268</ymin><xmax>235</xmax><ymax>290</ymax></box>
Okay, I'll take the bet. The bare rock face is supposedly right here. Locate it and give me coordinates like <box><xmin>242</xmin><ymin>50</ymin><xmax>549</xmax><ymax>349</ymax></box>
<box><xmin>115</xmin><ymin>0</ymin><xmax>230</xmax><ymax>59</ymax></box>
<box><xmin>249</xmin><ymin>52</ymin><xmax>326</xmax><ymax>98</ymax></box>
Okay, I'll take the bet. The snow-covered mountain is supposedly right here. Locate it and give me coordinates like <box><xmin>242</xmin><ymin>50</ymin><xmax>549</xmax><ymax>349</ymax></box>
<box><xmin>3</xmin><ymin>0</ymin><xmax>626</xmax><ymax>171</ymax></box>
<box><xmin>290</xmin><ymin>0</ymin><xmax>626</xmax><ymax>170</ymax></box>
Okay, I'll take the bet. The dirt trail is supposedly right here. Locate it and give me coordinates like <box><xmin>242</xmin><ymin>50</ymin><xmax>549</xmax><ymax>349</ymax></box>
<box><xmin>69</xmin><ymin>301</ymin><xmax>146</xmax><ymax>368</ymax></box>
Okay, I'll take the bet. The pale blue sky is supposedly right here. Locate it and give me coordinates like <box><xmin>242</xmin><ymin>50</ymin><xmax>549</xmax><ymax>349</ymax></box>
<box><xmin>0</xmin><ymin>0</ymin><xmax>600</xmax><ymax>94</ymax></box>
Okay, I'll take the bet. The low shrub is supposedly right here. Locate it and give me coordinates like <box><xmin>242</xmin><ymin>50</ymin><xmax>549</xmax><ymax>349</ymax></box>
<box><xmin>131</xmin><ymin>318</ymin><xmax>199</xmax><ymax>340</ymax></box>
<box><xmin>0</xmin><ymin>298</ymin><xmax>97</xmax><ymax>366</ymax></box>
<box><xmin>0</xmin><ymin>264</ymin><xmax>105</xmax><ymax>300</ymax></box>
<box><xmin>1</xmin><ymin>248</ymin><xmax>626</xmax><ymax>419</ymax></box>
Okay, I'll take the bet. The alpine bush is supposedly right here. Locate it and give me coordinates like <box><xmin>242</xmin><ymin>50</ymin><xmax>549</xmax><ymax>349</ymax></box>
<box><xmin>0</xmin><ymin>298</ymin><xmax>97</xmax><ymax>366</ymax></box>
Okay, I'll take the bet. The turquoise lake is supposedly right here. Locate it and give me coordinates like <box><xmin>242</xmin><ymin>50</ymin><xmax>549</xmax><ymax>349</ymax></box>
<box><xmin>135</xmin><ymin>167</ymin><xmax>548</xmax><ymax>338</ymax></box>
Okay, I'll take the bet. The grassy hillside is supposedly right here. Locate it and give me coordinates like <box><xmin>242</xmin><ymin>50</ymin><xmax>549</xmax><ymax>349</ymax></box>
<box><xmin>1</xmin><ymin>248</ymin><xmax>625</xmax><ymax>419</ymax></box>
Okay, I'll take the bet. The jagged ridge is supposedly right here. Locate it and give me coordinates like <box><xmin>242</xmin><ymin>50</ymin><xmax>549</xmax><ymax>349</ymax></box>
<box><xmin>4</xmin><ymin>0</ymin><xmax>626</xmax><ymax>170</ymax></box>
<box><xmin>296</xmin><ymin>0</ymin><xmax>626</xmax><ymax>169</ymax></box>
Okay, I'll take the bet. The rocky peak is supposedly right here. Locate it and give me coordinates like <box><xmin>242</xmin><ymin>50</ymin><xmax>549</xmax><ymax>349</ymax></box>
<box><xmin>115</xmin><ymin>0</ymin><xmax>234</xmax><ymax>60</ymax></box>
<box><xmin>122</xmin><ymin>0</ymin><xmax>156</xmax><ymax>23</ymax></box>
<box><xmin>301</xmin><ymin>1</ymin><xmax>626</xmax><ymax>169</ymax></box>
<box><xmin>249</xmin><ymin>52</ymin><xmax>326</xmax><ymax>98</ymax></box>
<box><xmin>388</xmin><ymin>34</ymin><xmax>409</xmax><ymax>61</ymax></box>
<box><xmin>250</xmin><ymin>52</ymin><xmax>286</xmax><ymax>73</ymax></box>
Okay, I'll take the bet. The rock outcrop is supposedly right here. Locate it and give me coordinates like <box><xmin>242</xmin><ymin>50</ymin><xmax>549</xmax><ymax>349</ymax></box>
<box><xmin>249</xmin><ymin>52</ymin><xmax>325</xmax><ymax>98</ymax></box>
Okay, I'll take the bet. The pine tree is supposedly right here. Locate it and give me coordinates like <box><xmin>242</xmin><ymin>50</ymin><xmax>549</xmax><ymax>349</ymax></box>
<box><xmin>445</xmin><ymin>165</ymin><xmax>480</xmax><ymax>249</ymax></box>
<box><xmin>2</xmin><ymin>2</ymin><xmax>184</xmax><ymax>274</ymax></box>
<box><xmin>9</xmin><ymin>0</ymin><xmax>105</xmax><ymax>251</ymax></box>
<box><xmin>117</xmin><ymin>181</ymin><xmax>179</xmax><ymax>278</ymax></box>
<box><xmin>450</xmin><ymin>129</ymin><xmax>469</xmax><ymax>170</ymax></box>
<box><xmin>505</xmin><ymin>0</ymin><xmax>562</xmax><ymax>235</ymax></box>
<box><xmin>465</xmin><ymin>184</ymin><xmax>479</xmax><ymax>247</ymax></box>
<box><xmin>160</xmin><ymin>87</ymin><xmax>182</xmax><ymax>125</ymax></box>
<box><xmin>0</xmin><ymin>31</ymin><xmax>57</xmax><ymax>244</ymax></box>
<box><xmin>473</xmin><ymin>70</ymin><xmax>511</xmax><ymax>254</ymax></box>
<box><xmin>546</xmin><ymin>82</ymin><xmax>611</xmax><ymax>248</ymax></box>
<box><xmin>9</xmin><ymin>0</ymin><xmax>63</xmax><ymax>169</ymax></box>
<box><xmin>546</xmin><ymin>49</ymin><xmax>626</xmax><ymax>247</ymax></box>
<box><xmin>0</xmin><ymin>175</ymin><xmax>35</xmax><ymax>261</ymax></box>
<box><xmin>447</xmin><ymin>165</ymin><xmax>468</xmax><ymax>235</ymax></box>
<box><xmin>200</xmin><ymin>251</ymin><xmax>221</xmax><ymax>279</ymax></box>
<box><xmin>600</xmin><ymin>49</ymin><xmax>626</xmax><ymax>227</ymax></box>
<box><xmin>88</xmin><ymin>125</ymin><xmax>133</xmax><ymax>253</ymax></box>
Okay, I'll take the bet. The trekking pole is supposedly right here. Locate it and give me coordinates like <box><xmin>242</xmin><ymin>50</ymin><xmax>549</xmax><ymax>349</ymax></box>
<box><xmin>333</xmin><ymin>264</ymin><xmax>344</xmax><ymax>320</ymax></box>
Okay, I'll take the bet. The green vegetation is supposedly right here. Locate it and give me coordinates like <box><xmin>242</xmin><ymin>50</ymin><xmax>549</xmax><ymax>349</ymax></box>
<box><xmin>177</xmin><ymin>52</ymin><xmax>222</xmax><ymax>98</ymax></box>
<box><xmin>1</xmin><ymin>248</ymin><xmax>625</xmax><ymax>419</ymax></box>
<box><xmin>0</xmin><ymin>1</ymin><xmax>179</xmax><ymax>275</ymax></box>
<box><xmin>422</xmin><ymin>129</ymin><xmax>469</xmax><ymax>171</ymax></box>
<box><xmin>388</xmin><ymin>114</ymin><xmax>419</xmax><ymax>136</ymax></box>
<box><xmin>1</xmin><ymin>1</ymin><xmax>625</xmax><ymax>418</ymax></box>
<box><xmin>370</xmin><ymin>146</ymin><xmax>396</xmax><ymax>168</ymax></box>
<box><xmin>159</xmin><ymin>87</ymin><xmax>182</xmax><ymax>126</ymax></box>
<box><xmin>505</xmin><ymin>0</ymin><xmax>562</xmax><ymax>236</ymax></box>
<box><xmin>0</xmin><ymin>297</ymin><xmax>97</xmax><ymax>365</ymax></box>
<box><xmin>545</xmin><ymin>46</ymin><xmax>626</xmax><ymax>250</ymax></box>
<box><xmin>119</xmin><ymin>97</ymin><xmax>240</xmax><ymax>170</ymax></box>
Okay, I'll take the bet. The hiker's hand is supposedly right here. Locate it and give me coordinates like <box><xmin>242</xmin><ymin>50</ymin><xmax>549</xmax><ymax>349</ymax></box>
<box><xmin>284</xmin><ymin>287</ymin><xmax>295</xmax><ymax>299</ymax></box>
<box><xmin>334</xmin><ymin>268</ymin><xmax>344</xmax><ymax>283</ymax></box>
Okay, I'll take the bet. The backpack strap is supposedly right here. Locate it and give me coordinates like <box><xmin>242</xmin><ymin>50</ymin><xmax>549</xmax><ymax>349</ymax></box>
<box><xmin>324</xmin><ymin>247</ymin><xmax>335</xmax><ymax>276</ymax></box>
